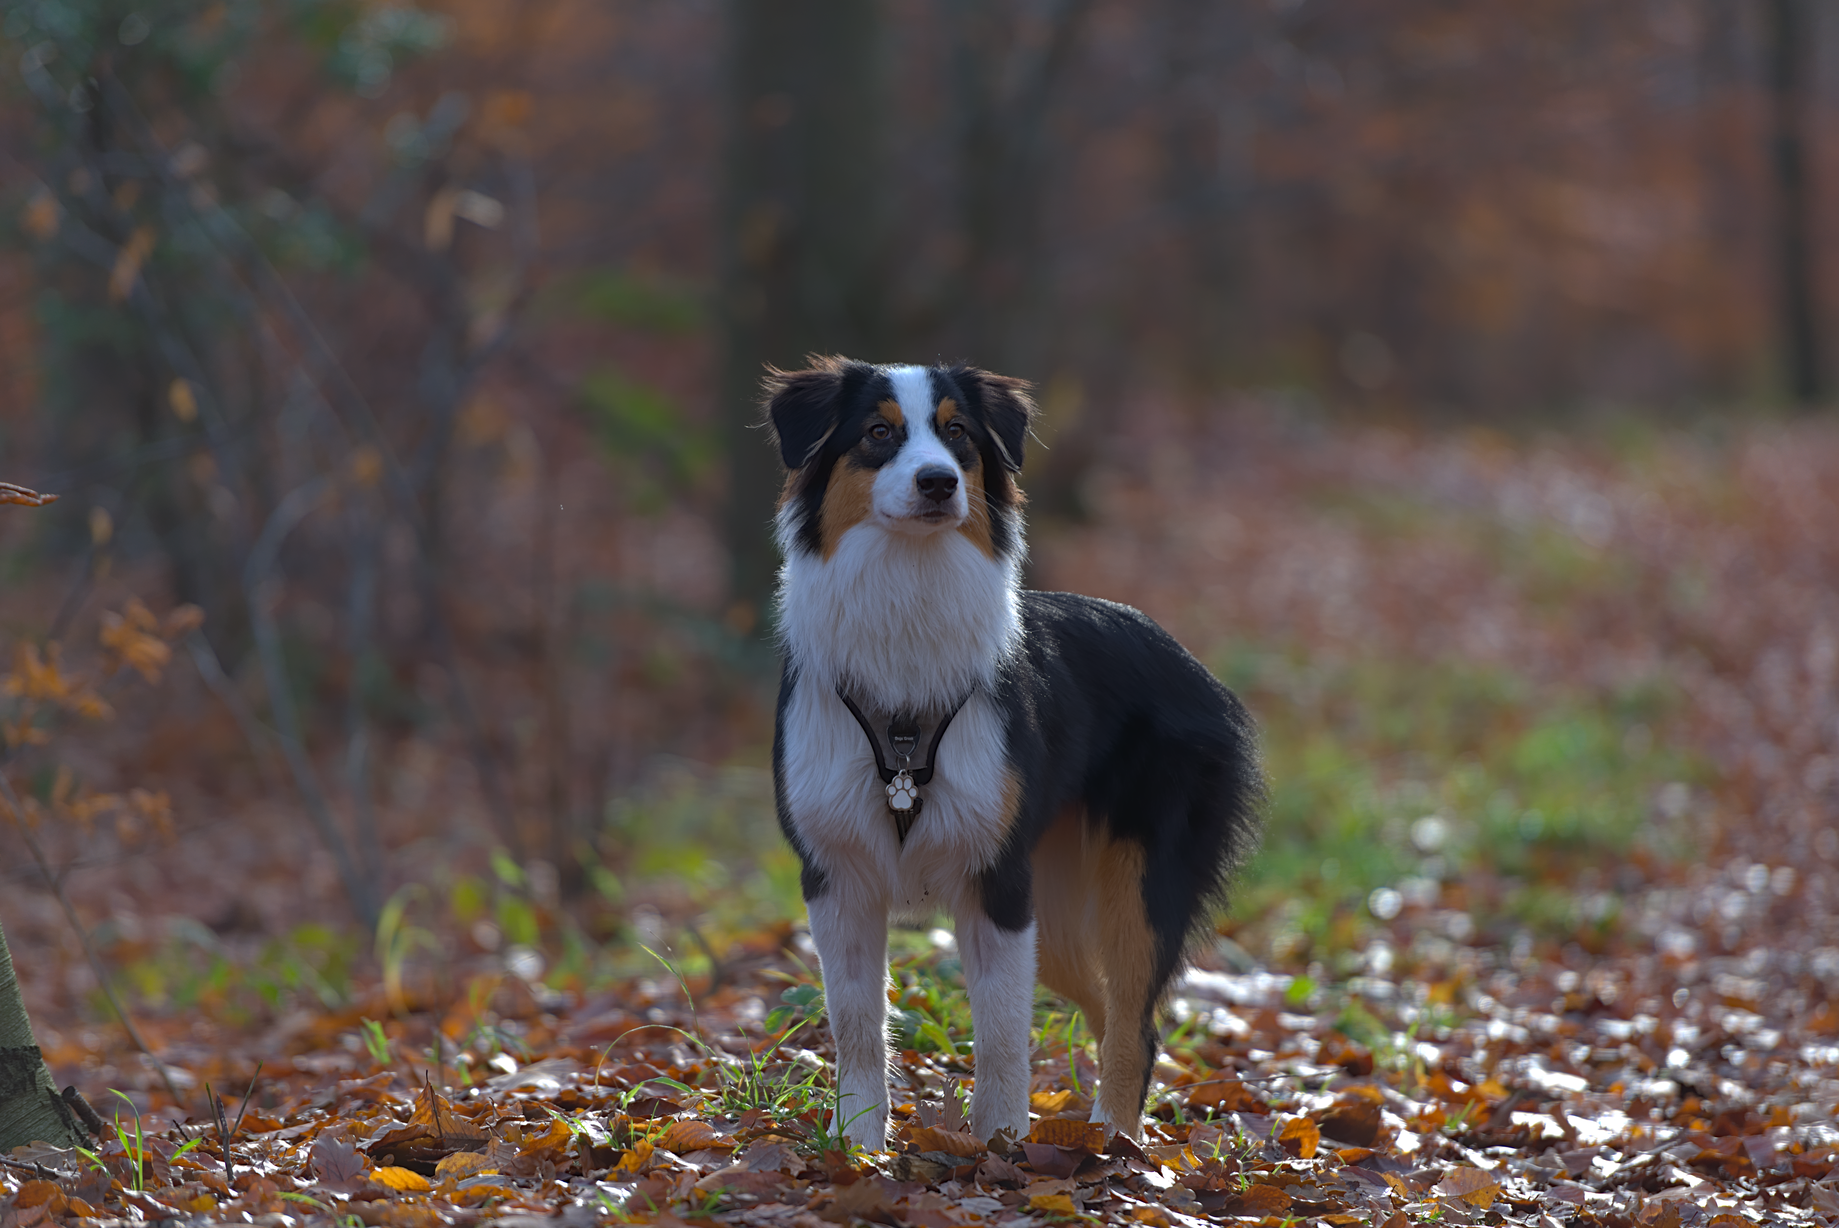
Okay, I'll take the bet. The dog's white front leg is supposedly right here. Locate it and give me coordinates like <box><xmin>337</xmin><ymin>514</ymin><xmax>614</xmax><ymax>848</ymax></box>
<box><xmin>956</xmin><ymin>908</ymin><xmax>1036</xmax><ymax>1144</ymax></box>
<box><xmin>807</xmin><ymin>890</ymin><xmax>891</xmax><ymax>1151</ymax></box>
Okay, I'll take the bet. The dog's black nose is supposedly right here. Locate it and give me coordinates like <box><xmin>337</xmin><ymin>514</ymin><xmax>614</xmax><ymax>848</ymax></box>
<box><xmin>916</xmin><ymin>467</ymin><xmax>958</xmax><ymax>503</ymax></box>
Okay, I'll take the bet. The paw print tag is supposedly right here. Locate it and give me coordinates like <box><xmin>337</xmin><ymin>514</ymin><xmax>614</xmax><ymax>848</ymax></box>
<box><xmin>886</xmin><ymin>770</ymin><xmax>920</xmax><ymax>814</ymax></box>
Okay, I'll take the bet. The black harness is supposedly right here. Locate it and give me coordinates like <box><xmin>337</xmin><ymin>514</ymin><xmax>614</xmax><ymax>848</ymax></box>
<box><xmin>835</xmin><ymin>684</ymin><xmax>976</xmax><ymax>843</ymax></box>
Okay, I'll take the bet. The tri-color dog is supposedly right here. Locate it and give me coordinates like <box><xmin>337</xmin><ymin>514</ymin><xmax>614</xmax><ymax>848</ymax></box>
<box><xmin>765</xmin><ymin>357</ymin><xmax>1262</xmax><ymax>1149</ymax></box>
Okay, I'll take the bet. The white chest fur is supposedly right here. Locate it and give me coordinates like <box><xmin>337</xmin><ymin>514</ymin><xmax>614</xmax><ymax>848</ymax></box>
<box><xmin>776</xmin><ymin>518</ymin><xmax>1021</xmax><ymax>915</ymax></box>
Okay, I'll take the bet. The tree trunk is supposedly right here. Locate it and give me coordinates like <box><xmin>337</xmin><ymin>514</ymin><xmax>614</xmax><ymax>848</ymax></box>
<box><xmin>0</xmin><ymin>922</ymin><xmax>88</xmax><ymax>1153</ymax></box>
<box><xmin>717</xmin><ymin>0</ymin><xmax>891</xmax><ymax>630</ymax></box>
<box><xmin>947</xmin><ymin>0</ymin><xmax>1092</xmax><ymax>380</ymax></box>
<box><xmin>1766</xmin><ymin>0</ymin><xmax>1823</xmax><ymax>404</ymax></box>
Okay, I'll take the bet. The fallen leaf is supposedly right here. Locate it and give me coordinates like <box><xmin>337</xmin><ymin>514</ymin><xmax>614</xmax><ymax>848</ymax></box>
<box><xmin>738</xmin><ymin>1140</ymin><xmax>805</xmax><ymax>1175</ymax></box>
<box><xmin>371</xmin><ymin>1165</ymin><xmax>432</xmax><ymax>1193</ymax></box>
<box><xmin>1319</xmin><ymin>1096</ymin><xmax>1382</xmax><ymax>1146</ymax></box>
<box><xmin>432</xmin><ymin>1151</ymin><xmax>494</xmax><ymax>1180</ymax></box>
<box><xmin>1433</xmin><ymin>1166</ymin><xmax>1500</xmax><ymax>1208</ymax></box>
<box><xmin>975</xmin><ymin>1153</ymin><xmax>1027</xmax><ymax>1186</ymax></box>
<box><xmin>610</xmin><ymin>1139</ymin><xmax>654</xmax><ymax>1177</ymax></box>
<box><xmin>1021</xmin><ymin>1141</ymin><xmax>1090</xmax><ymax>1178</ymax></box>
<box><xmin>1221</xmin><ymin>1184</ymin><xmax>1291</xmax><ymax>1216</ymax></box>
<box><xmin>1029</xmin><ymin>1192</ymin><xmax>1078</xmax><ymax>1215</ymax></box>
<box><xmin>9</xmin><ymin>1183</ymin><xmax>64</xmax><ymax>1212</ymax></box>
<box><xmin>657</xmin><ymin>1118</ymin><xmax>727</xmax><ymax>1153</ymax></box>
<box><xmin>1277</xmin><ymin>1115</ymin><xmax>1320</xmax><ymax>1159</ymax></box>
<box><xmin>908</xmin><ymin>1124</ymin><xmax>986</xmax><ymax>1157</ymax></box>
<box><xmin>1030</xmin><ymin>1089</ymin><xmax>1074</xmax><ymax>1115</ymax></box>
<box><xmin>1027</xmin><ymin>1118</ymin><xmax>1106</xmax><ymax>1152</ymax></box>
<box><xmin>816</xmin><ymin>1176</ymin><xmax>899</xmax><ymax>1223</ymax></box>
<box><xmin>311</xmin><ymin>1134</ymin><xmax>368</xmax><ymax>1188</ymax></box>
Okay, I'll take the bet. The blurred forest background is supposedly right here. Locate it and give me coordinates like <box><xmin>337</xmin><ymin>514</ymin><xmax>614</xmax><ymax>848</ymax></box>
<box><xmin>3</xmin><ymin>0</ymin><xmax>1839</xmax><ymax>1070</ymax></box>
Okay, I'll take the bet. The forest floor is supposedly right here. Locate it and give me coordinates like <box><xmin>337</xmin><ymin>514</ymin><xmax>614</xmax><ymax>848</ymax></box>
<box><xmin>4</xmin><ymin>400</ymin><xmax>1839</xmax><ymax>1228</ymax></box>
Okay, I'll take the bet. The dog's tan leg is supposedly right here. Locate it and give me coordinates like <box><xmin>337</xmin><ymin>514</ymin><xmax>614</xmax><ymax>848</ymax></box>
<box><xmin>1091</xmin><ymin>838</ymin><xmax>1158</xmax><ymax>1138</ymax></box>
<box><xmin>1031</xmin><ymin>808</ymin><xmax>1107</xmax><ymax>1042</ymax></box>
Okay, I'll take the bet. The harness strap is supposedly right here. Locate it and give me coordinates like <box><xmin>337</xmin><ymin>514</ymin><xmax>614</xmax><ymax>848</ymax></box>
<box><xmin>835</xmin><ymin>685</ymin><xmax>975</xmax><ymax>787</ymax></box>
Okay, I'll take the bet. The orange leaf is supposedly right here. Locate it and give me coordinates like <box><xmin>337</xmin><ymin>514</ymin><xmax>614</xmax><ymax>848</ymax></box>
<box><xmin>908</xmin><ymin>1125</ymin><xmax>986</xmax><ymax>1157</ymax></box>
<box><xmin>1028</xmin><ymin>1193</ymin><xmax>1078</xmax><ymax>1215</ymax></box>
<box><xmin>658</xmin><ymin>1118</ymin><xmax>729</xmax><ymax>1153</ymax></box>
<box><xmin>1277</xmin><ymin>1115</ymin><xmax>1320</xmax><ymax>1159</ymax></box>
<box><xmin>1027</xmin><ymin>1118</ymin><xmax>1106</xmax><ymax>1152</ymax></box>
<box><xmin>1433</xmin><ymin>1166</ymin><xmax>1500</xmax><ymax>1207</ymax></box>
<box><xmin>433</xmin><ymin>1151</ymin><xmax>494</xmax><ymax>1180</ymax></box>
<box><xmin>109</xmin><ymin>225</ymin><xmax>156</xmax><ymax>302</ymax></box>
<box><xmin>370</xmin><ymin>1165</ymin><xmax>431</xmax><ymax>1193</ymax></box>
<box><xmin>12</xmin><ymin>1181</ymin><xmax>65</xmax><ymax>1211</ymax></box>
<box><xmin>1185</xmin><ymin>1076</ymin><xmax>1253</xmax><ymax>1111</ymax></box>
<box><xmin>610</xmin><ymin>1139</ymin><xmax>653</xmax><ymax>1177</ymax></box>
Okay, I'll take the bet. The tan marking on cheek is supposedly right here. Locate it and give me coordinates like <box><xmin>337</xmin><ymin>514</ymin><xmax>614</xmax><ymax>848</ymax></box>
<box><xmin>956</xmin><ymin>453</ymin><xmax>997</xmax><ymax>559</ymax></box>
<box><xmin>819</xmin><ymin>462</ymin><xmax>877</xmax><ymax>558</ymax></box>
<box><xmin>877</xmin><ymin>399</ymin><xmax>904</xmax><ymax>428</ymax></box>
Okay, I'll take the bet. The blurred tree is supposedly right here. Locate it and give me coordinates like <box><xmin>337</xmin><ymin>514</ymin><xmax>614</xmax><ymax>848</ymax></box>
<box><xmin>945</xmin><ymin>0</ymin><xmax>1091</xmax><ymax>380</ymax></box>
<box><xmin>1766</xmin><ymin>0</ymin><xmax>1823</xmax><ymax>404</ymax></box>
<box><xmin>716</xmin><ymin>0</ymin><xmax>892</xmax><ymax>630</ymax></box>
<box><xmin>2</xmin><ymin>0</ymin><xmax>539</xmax><ymax>926</ymax></box>
<box><xmin>0</xmin><ymin>921</ymin><xmax>88</xmax><ymax>1152</ymax></box>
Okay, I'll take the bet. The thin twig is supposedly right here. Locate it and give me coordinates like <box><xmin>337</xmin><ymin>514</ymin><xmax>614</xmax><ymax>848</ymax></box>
<box><xmin>0</xmin><ymin>772</ymin><xmax>186</xmax><ymax>1109</ymax></box>
<box><xmin>205</xmin><ymin>1083</ymin><xmax>233</xmax><ymax>1189</ymax></box>
<box><xmin>231</xmin><ymin>1061</ymin><xmax>263</xmax><ymax>1138</ymax></box>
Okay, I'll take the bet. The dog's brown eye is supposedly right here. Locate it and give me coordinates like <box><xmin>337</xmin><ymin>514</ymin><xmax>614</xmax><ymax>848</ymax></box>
<box><xmin>868</xmin><ymin>422</ymin><xmax>891</xmax><ymax>441</ymax></box>
<box><xmin>945</xmin><ymin>421</ymin><xmax>966</xmax><ymax>440</ymax></box>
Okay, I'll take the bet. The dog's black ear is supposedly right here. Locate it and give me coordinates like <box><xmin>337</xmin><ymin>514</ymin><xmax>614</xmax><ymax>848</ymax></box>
<box><xmin>953</xmin><ymin>366</ymin><xmax>1036</xmax><ymax>473</ymax></box>
<box><xmin>762</xmin><ymin>356</ymin><xmax>861</xmax><ymax>469</ymax></box>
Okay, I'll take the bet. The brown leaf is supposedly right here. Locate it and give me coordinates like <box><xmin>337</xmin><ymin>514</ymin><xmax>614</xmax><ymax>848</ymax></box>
<box><xmin>1318</xmin><ymin>1096</ymin><xmax>1383</xmax><ymax>1146</ymax></box>
<box><xmin>1027</xmin><ymin>1118</ymin><xmax>1106</xmax><ymax>1153</ymax></box>
<box><xmin>657</xmin><ymin>1118</ymin><xmax>728</xmax><ymax>1154</ymax></box>
<box><xmin>8</xmin><ymin>1183</ymin><xmax>64</xmax><ymax>1212</ymax></box>
<box><xmin>1433</xmin><ymin>1166</ymin><xmax>1501</xmax><ymax>1208</ymax></box>
<box><xmin>738</xmin><ymin>1140</ymin><xmax>806</xmax><ymax>1175</ymax></box>
<box><xmin>311</xmin><ymin>1134</ymin><xmax>368</xmax><ymax>1188</ymax></box>
<box><xmin>1219</xmin><ymin>1184</ymin><xmax>1292</xmax><ymax>1217</ymax></box>
<box><xmin>1184</xmin><ymin>1076</ymin><xmax>1262</xmax><ymax>1113</ymax></box>
<box><xmin>816</xmin><ymin>1176</ymin><xmax>901</xmax><ymax>1224</ymax></box>
<box><xmin>1636</xmin><ymin>1202</ymin><xmax>1684</xmax><ymax>1228</ymax></box>
<box><xmin>907</xmin><ymin>1124</ymin><xmax>987</xmax><ymax>1157</ymax></box>
<box><xmin>1277</xmin><ymin>1115</ymin><xmax>1320</xmax><ymax>1159</ymax></box>
<box><xmin>975</xmin><ymin>1153</ymin><xmax>1028</xmax><ymax>1186</ymax></box>
<box><xmin>694</xmin><ymin>1168</ymin><xmax>787</xmax><ymax>1196</ymax></box>
<box><xmin>0</xmin><ymin>1204</ymin><xmax>52</xmax><ymax>1228</ymax></box>
<box><xmin>1021</xmin><ymin>1141</ymin><xmax>1091</xmax><ymax>1178</ymax></box>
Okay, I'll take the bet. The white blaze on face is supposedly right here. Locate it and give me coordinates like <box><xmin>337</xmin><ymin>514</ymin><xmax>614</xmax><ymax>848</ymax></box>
<box><xmin>873</xmin><ymin>366</ymin><xmax>967</xmax><ymax>529</ymax></box>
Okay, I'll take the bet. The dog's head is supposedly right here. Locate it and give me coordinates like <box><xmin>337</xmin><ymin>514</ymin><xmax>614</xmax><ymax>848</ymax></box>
<box><xmin>765</xmin><ymin>356</ymin><xmax>1035</xmax><ymax>561</ymax></box>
